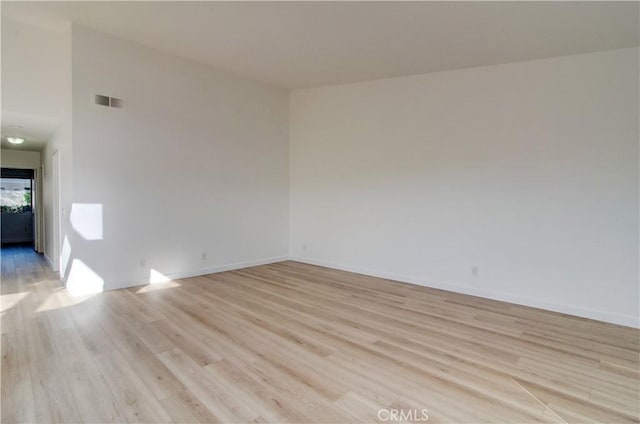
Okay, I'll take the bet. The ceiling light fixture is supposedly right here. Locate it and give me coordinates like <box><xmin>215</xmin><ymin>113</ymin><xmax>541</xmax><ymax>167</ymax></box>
<box><xmin>7</xmin><ymin>137</ymin><xmax>25</xmax><ymax>145</ymax></box>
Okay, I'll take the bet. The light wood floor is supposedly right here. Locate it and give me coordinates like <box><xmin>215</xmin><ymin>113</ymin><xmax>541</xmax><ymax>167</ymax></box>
<box><xmin>1</xmin><ymin>246</ymin><xmax>639</xmax><ymax>423</ymax></box>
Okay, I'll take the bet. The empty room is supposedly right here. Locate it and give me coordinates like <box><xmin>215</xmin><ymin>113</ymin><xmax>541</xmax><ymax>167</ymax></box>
<box><xmin>1</xmin><ymin>1</ymin><xmax>638</xmax><ymax>423</ymax></box>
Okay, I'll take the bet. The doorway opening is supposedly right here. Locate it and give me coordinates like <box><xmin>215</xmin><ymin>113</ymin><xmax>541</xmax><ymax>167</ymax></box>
<box><xmin>1</xmin><ymin>168</ymin><xmax>35</xmax><ymax>248</ymax></box>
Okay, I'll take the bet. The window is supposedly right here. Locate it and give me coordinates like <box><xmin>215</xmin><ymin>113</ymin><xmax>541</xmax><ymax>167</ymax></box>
<box><xmin>0</xmin><ymin>178</ymin><xmax>32</xmax><ymax>213</ymax></box>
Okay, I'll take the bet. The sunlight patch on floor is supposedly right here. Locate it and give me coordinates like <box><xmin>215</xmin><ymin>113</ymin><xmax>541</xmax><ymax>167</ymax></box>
<box><xmin>0</xmin><ymin>291</ymin><xmax>30</xmax><ymax>312</ymax></box>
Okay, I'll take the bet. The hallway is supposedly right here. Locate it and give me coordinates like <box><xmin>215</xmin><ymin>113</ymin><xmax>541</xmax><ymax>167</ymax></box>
<box><xmin>0</xmin><ymin>245</ymin><xmax>53</xmax><ymax>282</ymax></box>
<box><xmin>1</xmin><ymin>245</ymin><xmax>50</xmax><ymax>278</ymax></box>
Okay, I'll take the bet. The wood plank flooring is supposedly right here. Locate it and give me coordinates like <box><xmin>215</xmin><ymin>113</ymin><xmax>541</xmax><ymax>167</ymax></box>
<box><xmin>1</xmin><ymin>245</ymin><xmax>639</xmax><ymax>423</ymax></box>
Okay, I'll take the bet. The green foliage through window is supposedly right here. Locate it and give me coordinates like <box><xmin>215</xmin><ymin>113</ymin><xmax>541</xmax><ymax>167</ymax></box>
<box><xmin>0</xmin><ymin>205</ymin><xmax>31</xmax><ymax>213</ymax></box>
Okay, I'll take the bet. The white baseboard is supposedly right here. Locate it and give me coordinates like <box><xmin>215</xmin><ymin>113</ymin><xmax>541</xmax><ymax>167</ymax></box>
<box><xmin>289</xmin><ymin>256</ymin><xmax>640</xmax><ymax>329</ymax></box>
<box><xmin>163</xmin><ymin>255</ymin><xmax>290</xmax><ymax>281</ymax></box>
<box><xmin>43</xmin><ymin>253</ymin><xmax>58</xmax><ymax>272</ymax></box>
<box><xmin>108</xmin><ymin>255</ymin><xmax>289</xmax><ymax>291</ymax></box>
<box><xmin>91</xmin><ymin>252</ymin><xmax>639</xmax><ymax>328</ymax></box>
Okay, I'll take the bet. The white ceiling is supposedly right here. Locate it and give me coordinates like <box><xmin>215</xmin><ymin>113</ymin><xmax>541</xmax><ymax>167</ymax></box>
<box><xmin>2</xmin><ymin>1</ymin><xmax>639</xmax><ymax>88</ymax></box>
<box><xmin>1</xmin><ymin>111</ymin><xmax>58</xmax><ymax>151</ymax></box>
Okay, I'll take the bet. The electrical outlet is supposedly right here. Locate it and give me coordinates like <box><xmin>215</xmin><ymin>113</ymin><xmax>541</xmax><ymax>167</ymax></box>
<box><xmin>201</xmin><ymin>252</ymin><xmax>207</xmax><ymax>260</ymax></box>
<box><xmin>471</xmin><ymin>266</ymin><xmax>479</xmax><ymax>277</ymax></box>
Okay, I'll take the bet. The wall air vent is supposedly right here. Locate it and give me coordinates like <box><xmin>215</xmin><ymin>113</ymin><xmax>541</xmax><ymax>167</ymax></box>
<box><xmin>95</xmin><ymin>94</ymin><xmax>124</xmax><ymax>108</ymax></box>
<box><xmin>95</xmin><ymin>94</ymin><xmax>110</xmax><ymax>106</ymax></box>
<box><xmin>109</xmin><ymin>97</ymin><xmax>123</xmax><ymax>108</ymax></box>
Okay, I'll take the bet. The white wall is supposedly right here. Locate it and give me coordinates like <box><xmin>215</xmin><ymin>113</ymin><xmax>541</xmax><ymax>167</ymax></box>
<box><xmin>36</xmin><ymin>24</ymin><xmax>72</xmax><ymax>273</ymax></box>
<box><xmin>1</xmin><ymin>150</ymin><xmax>41</xmax><ymax>169</ymax></box>
<box><xmin>42</xmin><ymin>117</ymin><xmax>73</xmax><ymax>271</ymax></box>
<box><xmin>69</xmin><ymin>26</ymin><xmax>289</xmax><ymax>291</ymax></box>
<box><xmin>290</xmin><ymin>48</ymin><xmax>639</xmax><ymax>327</ymax></box>
<box><xmin>1</xmin><ymin>18</ymin><xmax>67</xmax><ymax>120</ymax></box>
